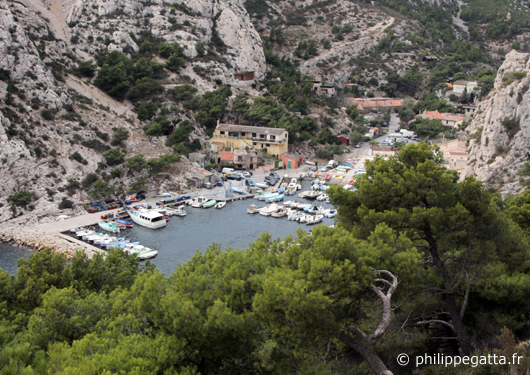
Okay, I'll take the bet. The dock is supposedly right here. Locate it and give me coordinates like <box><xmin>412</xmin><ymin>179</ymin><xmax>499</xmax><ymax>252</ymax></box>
<box><xmin>56</xmin><ymin>233</ymin><xmax>105</xmax><ymax>254</ymax></box>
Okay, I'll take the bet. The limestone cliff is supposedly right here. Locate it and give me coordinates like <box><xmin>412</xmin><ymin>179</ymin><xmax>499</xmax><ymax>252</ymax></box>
<box><xmin>463</xmin><ymin>50</ymin><xmax>530</xmax><ymax>194</ymax></box>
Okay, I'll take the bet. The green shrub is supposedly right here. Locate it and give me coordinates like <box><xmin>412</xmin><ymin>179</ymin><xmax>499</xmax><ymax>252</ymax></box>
<box><xmin>70</xmin><ymin>151</ymin><xmax>88</xmax><ymax>165</ymax></box>
<box><xmin>103</xmin><ymin>148</ymin><xmax>126</xmax><ymax>166</ymax></box>
<box><xmin>8</xmin><ymin>190</ymin><xmax>33</xmax><ymax>206</ymax></box>
<box><xmin>58</xmin><ymin>197</ymin><xmax>74</xmax><ymax>209</ymax></box>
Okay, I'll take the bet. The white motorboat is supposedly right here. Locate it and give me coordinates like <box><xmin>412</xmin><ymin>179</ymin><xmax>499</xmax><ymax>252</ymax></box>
<box><xmin>324</xmin><ymin>209</ymin><xmax>337</xmax><ymax>218</ymax></box>
<box><xmin>123</xmin><ymin>244</ymin><xmax>159</xmax><ymax>259</ymax></box>
<box><xmin>172</xmin><ymin>205</ymin><xmax>187</xmax><ymax>216</ymax></box>
<box><xmin>259</xmin><ymin>203</ymin><xmax>281</xmax><ymax>216</ymax></box>
<box><xmin>76</xmin><ymin>230</ymin><xmax>95</xmax><ymax>239</ymax></box>
<box><xmin>298</xmin><ymin>215</ymin><xmax>310</xmax><ymax>223</ymax></box>
<box><xmin>215</xmin><ymin>201</ymin><xmax>226</xmax><ymax>209</ymax></box>
<box><xmin>127</xmin><ymin>208</ymin><xmax>167</xmax><ymax>229</ymax></box>
<box><xmin>306</xmin><ymin>215</ymin><xmax>324</xmax><ymax>225</ymax></box>
<box><xmin>316</xmin><ymin>193</ymin><xmax>328</xmax><ymax>201</ymax></box>
<box><xmin>70</xmin><ymin>226</ymin><xmax>87</xmax><ymax>233</ymax></box>
<box><xmin>189</xmin><ymin>196</ymin><xmax>209</xmax><ymax>208</ymax></box>
<box><xmin>271</xmin><ymin>207</ymin><xmax>288</xmax><ymax>218</ymax></box>
<box><xmin>266</xmin><ymin>194</ymin><xmax>284</xmax><ymax>203</ymax></box>
<box><xmin>247</xmin><ymin>204</ymin><xmax>260</xmax><ymax>214</ymax></box>
<box><xmin>255</xmin><ymin>182</ymin><xmax>269</xmax><ymax>189</ymax></box>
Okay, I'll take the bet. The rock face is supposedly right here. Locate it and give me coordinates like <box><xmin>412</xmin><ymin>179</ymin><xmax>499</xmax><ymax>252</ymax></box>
<box><xmin>463</xmin><ymin>50</ymin><xmax>530</xmax><ymax>194</ymax></box>
<box><xmin>66</xmin><ymin>0</ymin><xmax>266</xmax><ymax>79</ymax></box>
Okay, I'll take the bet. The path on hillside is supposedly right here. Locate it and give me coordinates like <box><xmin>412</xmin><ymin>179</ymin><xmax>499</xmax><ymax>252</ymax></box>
<box><xmin>17</xmin><ymin>0</ymin><xmax>73</xmax><ymax>41</ymax></box>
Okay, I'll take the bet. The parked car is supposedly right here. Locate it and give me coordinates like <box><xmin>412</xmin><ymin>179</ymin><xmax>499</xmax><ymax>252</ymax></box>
<box><xmin>412</xmin><ymin>136</ymin><xmax>424</xmax><ymax>142</ymax></box>
<box><xmin>355</xmin><ymin>143</ymin><xmax>362</xmax><ymax>148</ymax></box>
<box><xmin>321</xmin><ymin>166</ymin><xmax>330</xmax><ymax>172</ymax></box>
<box><xmin>227</xmin><ymin>174</ymin><xmax>242</xmax><ymax>181</ymax></box>
<box><xmin>391</xmin><ymin>147</ymin><xmax>402</xmax><ymax>151</ymax></box>
<box><xmin>269</xmin><ymin>172</ymin><xmax>280</xmax><ymax>179</ymax></box>
<box><xmin>242</xmin><ymin>171</ymin><xmax>253</xmax><ymax>177</ymax></box>
<box><xmin>395</xmin><ymin>127</ymin><xmax>400</xmax><ymax>132</ymax></box>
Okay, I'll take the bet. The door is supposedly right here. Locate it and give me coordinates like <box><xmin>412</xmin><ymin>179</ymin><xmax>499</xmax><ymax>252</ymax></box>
<box><xmin>288</xmin><ymin>160</ymin><xmax>291</xmax><ymax>168</ymax></box>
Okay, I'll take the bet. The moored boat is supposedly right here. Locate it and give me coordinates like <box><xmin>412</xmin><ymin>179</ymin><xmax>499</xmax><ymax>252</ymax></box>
<box><xmin>127</xmin><ymin>208</ymin><xmax>167</xmax><ymax>229</ymax></box>
<box><xmin>266</xmin><ymin>194</ymin><xmax>284</xmax><ymax>202</ymax></box>
<box><xmin>203</xmin><ymin>199</ymin><xmax>217</xmax><ymax>208</ymax></box>
<box><xmin>259</xmin><ymin>203</ymin><xmax>281</xmax><ymax>216</ymax></box>
<box><xmin>215</xmin><ymin>201</ymin><xmax>226</xmax><ymax>209</ymax></box>
<box><xmin>115</xmin><ymin>219</ymin><xmax>133</xmax><ymax>227</ymax></box>
<box><xmin>271</xmin><ymin>207</ymin><xmax>288</xmax><ymax>218</ymax></box>
<box><xmin>172</xmin><ymin>205</ymin><xmax>187</xmax><ymax>216</ymax></box>
<box><xmin>247</xmin><ymin>204</ymin><xmax>260</xmax><ymax>214</ymax></box>
<box><xmin>189</xmin><ymin>196</ymin><xmax>208</xmax><ymax>208</ymax></box>
<box><xmin>306</xmin><ymin>215</ymin><xmax>324</xmax><ymax>225</ymax></box>
<box><xmin>70</xmin><ymin>226</ymin><xmax>87</xmax><ymax>233</ymax></box>
<box><xmin>98</xmin><ymin>221</ymin><xmax>120</xmax><ymax>233</ymax></box>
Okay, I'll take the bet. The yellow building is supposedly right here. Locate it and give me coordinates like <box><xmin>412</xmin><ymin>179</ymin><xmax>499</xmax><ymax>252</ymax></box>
<box><xmin>207</xmin><ymin>124</ymin><xmax>289</xmax><ymax>156</ymax></box>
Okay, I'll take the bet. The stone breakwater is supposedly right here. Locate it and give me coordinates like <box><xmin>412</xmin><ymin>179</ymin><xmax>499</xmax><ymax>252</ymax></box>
<box><xmin>0</xmin><ymin>226</ymin><xmax>103</xmax><ymax>259</ymax></box>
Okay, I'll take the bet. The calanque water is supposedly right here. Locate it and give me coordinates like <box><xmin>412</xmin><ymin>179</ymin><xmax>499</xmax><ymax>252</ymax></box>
<box><xmin>0</xmin><ymin>182</ymin><xmax>335</xmax><ymax>275</ymax></box>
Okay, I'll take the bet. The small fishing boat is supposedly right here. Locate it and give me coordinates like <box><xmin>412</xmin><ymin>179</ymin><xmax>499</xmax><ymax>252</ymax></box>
<box><xmin>306</xmin><ymin>215</ymin><xmax>324</xmax><ymax>225</ymax></box>
<box><xmin>172</xmin><ymin>205</ymin><xmax>187</xmax><ymax>216</ymax></box>
<box><xmin>70</xmin><ymin>226</ymin><xmax>87</xmax><ymax>233</ymax></box>
<box><xmin>231</xmin><ymin>186</ymin><xmax>247</xmax><ymax>195</ymax></box>
<box><xmin>115</xmin><ymin>218</ymin><xmax>134</xmax><ymax>227</ymax></box>
<box><xmin>255</xmin><ymin>182</ymin><xmax>269</xmax><ymax>189</ymax></box>
<box><xmin>85</xmin><ymin>233</ymin><xmax>105</xmax><ymax>242</ymax></box>
<box><xmin>325</xmin><ymin>174</ymin><xmax>331</xmax><ymax>181</ymax></box>
<box><xmin>259</xmin><ymin>203</ymin><xmax>281</xmax><ymax>217</ymax></box>
<box><xmin>271</xmin><ymin>207</ymin><xmax>288</xmax><ymax>218</ymax></box>
<box><xmin>189</xmin><ymin>196</ymin><xmax>208</xmax><ymax>208</ymax></box>
<box><xmin>266</xmin><ymin>194</ymin><xmax>284</xmax><ymax>203</ymax></box>
<box><xmin>75</xmin><ymin>229</ymin><xmax>94</xmax><ymax>238</ymax></box>
<box><xmin>123</xmin><ymin>244</ymin><xmax>158</xmax><ymax>259</ymax></box>
<box><xmin>117</xmin><ymin>241</ymin><xmax>139</xmax><ymax>248</ymax></box>
<box><xmin>99</xmin><ymin>221</ymin><xmax>120</xmax><ymax>233</ymax></box>
<box><xmin>247</xmin><ymin>204</ymin><xmax>259</xmax><ymax>214</ymax></box>
<box><xmin>215</xmin><ymin>201</ymin><xmax>226</xmax><ymax>209</ymax></box>
<box><xmin>80</xmin><ymin>231</ymin><xmax>97</xmax><ymax>240</ymax></box>
<box><xmin>324</xmin><ymin>209</ymin><xmax>337</xmax><ymax>218</ymax></box>
<box><xmin>316</xmin><ymin>193</ymin><xmax>328</xmax><ymax>201</ymax></box>
<box><xmin>258</xmin><ymin>192</ymin><xmax>277</xmax><ymax>201</ymax></box>
<box><xmin>203</xmin><ymin>199</ymin><xmax>217</xmax><ymax>208</ymax></box>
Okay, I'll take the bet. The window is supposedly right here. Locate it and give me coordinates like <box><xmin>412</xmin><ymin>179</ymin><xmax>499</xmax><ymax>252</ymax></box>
<box><xmin>284</xmin><ymin>134</ymin><xmax>287</xmax><ymax>138</ymax></box>
<box><xmin>253</xmin><ymin>142</ymin><xmax>257</xmax><ymax>146</ymax></box>
<box><xmin>252</xmin><ymin>133</ymin><xmax>257</xmax><ymax>137</ymax></box>
<box><xmin>270</xmin><ymin>135</ymin><xmax>276</xmax><ymax>140</ymax></box>
<box><xmin>266</xmin><ymin>143</ymin><xmax>270</xmax><ymax>147</ymax></box>
<box><xmin>241</xmin><ymin>132</ymin><xmax>245</xmax><ymax>136</ymax></box>
<box><xmin>220</xmin><ymin>131</ymin><xmax>225</xmax><ymax>135</ymax></box>
<box><xmin>238</xmin><ymin>156</ymin><xmax>243</xmax><ymax>161</ymax></box>
<box><xmin>260</xmin><ymin>134</ymin><xmax>265</xmax><ymax>139</ymax></box>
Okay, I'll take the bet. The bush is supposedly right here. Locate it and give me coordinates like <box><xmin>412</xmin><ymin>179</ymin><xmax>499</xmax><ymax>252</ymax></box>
<box><xmin>58</xmin><ymin>197</ymin><xmax>74</xmax><ymax>209</ymax></box>
<box><xmin>40</xmin><ymin>109</ymin><xmax>57</xmax><ymax>120</ymax></box>
<box><xmin>82</xmin><ymin>173</ymin><xmax>99</xmax><ymax>189</ymax></box>
<box><xmin>111</xmin><ymin>127</ymin><xmax>129</xmax><ymax>146</ymax></box>
<box><xmin>8</xmin><ymin>190</ymin><xmax>33</xmax><ymax>206</ymax></box>
<box><xmin>103</xmin><ymin>148</ymin><xmax>126</xmax><ymax>166</ymax></box>
<box><xmin>70</xmin><ymin>151</ymin><xmax>88</xmax><ymax>165</ymax></box>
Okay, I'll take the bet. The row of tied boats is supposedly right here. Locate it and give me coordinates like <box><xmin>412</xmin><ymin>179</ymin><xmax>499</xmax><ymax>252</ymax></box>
<box><xmin>187</xmin><ymin>196</ymin><xmax>227</xmax><ymax>209</ymax></box>
<box><xmin>247</xmin><ymin>200</ymin><xmax>337</xmax><ymax>225</ymax></box>
<box><xmin>70</xmin><ymin>227</ymin><xmax>158</xmax><ymax>259</ymax></box>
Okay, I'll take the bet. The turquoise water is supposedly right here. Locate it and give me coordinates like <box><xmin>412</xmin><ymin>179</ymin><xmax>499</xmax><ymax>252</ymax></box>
<box><xmin>0</xmin><ymin>184</ymin><xmax>335</xmax><ymax>275</ymax></box>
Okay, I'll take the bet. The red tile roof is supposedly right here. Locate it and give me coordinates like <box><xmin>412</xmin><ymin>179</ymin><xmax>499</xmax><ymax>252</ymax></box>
<box><xmin>220</xmin><ymin>151</ymin><xmax>234</xmax><ymax>161</ymax></box>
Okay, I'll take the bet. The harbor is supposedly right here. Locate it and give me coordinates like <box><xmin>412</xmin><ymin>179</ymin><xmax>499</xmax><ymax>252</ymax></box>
<box><xmin>0</xmin><ymin>157</ymin><xmax>371</xmax><ymax>275</ymax></box>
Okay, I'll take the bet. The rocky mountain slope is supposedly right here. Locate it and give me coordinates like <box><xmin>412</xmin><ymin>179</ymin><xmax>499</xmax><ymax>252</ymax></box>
<box><xmin>0</xmin><ymin>0</ymin><xmax>267</xmax><ymax>225</ymax></box>
<box><xmin>463</xmin><ymin>50</ymin><xmax>530</xmax><ymax>194</ymax></box>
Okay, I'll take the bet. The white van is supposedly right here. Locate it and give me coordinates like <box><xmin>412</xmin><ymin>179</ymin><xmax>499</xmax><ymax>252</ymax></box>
<box><xmin>222</xmin><ymin>168</ymin><xmax>236</xmax><ymax>175</ymax></box>
<box><xmin>327</xmin><ymin>160</ymin><xmax>339</xmax><ymax>168</ymax></box>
